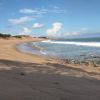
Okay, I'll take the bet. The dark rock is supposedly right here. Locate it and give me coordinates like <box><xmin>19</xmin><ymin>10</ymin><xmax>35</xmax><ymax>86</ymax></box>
<box><xmin>53</xmin><ymin>82</ymin><xmax>60</xmax><ymax>85</ymax></box>
<box><xmin>20</xmin><ymin>72</ymin><xmax>26</xmax><ymax>76</ymax></box>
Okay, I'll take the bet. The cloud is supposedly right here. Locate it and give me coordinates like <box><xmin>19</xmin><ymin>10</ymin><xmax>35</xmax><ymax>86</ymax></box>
<box><xmin>19</xmin><ymin>27</ymin><xmax>32</xmax><ymax>35</ymax></box>
<box><xmin>18</xmin><ymin>22</ymin><xmax>45</xmax><ymax>35</ymax></box>
<box><xmin>46</xmin><ymin>22</ymin><xmax>62</xmax><ymax>37</ymax></box>
<box><xmin>62</xmin><ymin>27</ymin><xmax>88</xmax><ymax>37</ymax></box>
<box><xmin>63</xmin><ymin>28</ymin><xmax>88</xmax><ymax>36</ymax></box>
<box><xmin>19</xmin><ymin>6</ymin><xmax>66</xmax><ymax>15</ymax></box>
<box><xmin>49</xmin><ymin>6</ymin><xmax>66</xmax><ymax>13</ymax></box>
<box><xmin>9</xmin><ymin>6</ymin><xmax>66</xmax><ymax>25</ymax></box>
<box><xmin>32</xmin><ymin>23</ymin><xmax>44</xmax><ymax>29</ymax></box>
<box><xmin>8</xmin><ymin>16</ymin><xmax>35</xmax><ymax>24</ymax></box>
<box><xmin>19</xmin><ymin>8</ymin><xmax>37</xmax><ymax>14</ymax></box>
<box><xmin>20</xmin><ymin>8</ymin><xmax>48</xmax><ymax>15</ymax></box>
<box><xmin>46</xmin><ymin>22</ymin><xmax>88</xmax><ymax>37</ymax></box>
<box><xmin>63</xmin><ymin>32</ymin><xmax>80</xmax><ymax>36</ymax></box>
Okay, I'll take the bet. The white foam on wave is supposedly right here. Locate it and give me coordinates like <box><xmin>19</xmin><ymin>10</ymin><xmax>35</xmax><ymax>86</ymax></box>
<box><xmin>41</xmin><ymin>40</ymin><xmax>100</xmax><ymax>47</ymax></box>
<box><xmin>40</xmin><ymin>51</ymin><xmax>47</xmax><ymax>55</ymax></box>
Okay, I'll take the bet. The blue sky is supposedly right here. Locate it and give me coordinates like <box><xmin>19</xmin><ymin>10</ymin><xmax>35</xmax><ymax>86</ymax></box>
<box><xmin>0</xmin><ymin>0</ymin><xmax>100</xmax><ymax>37</ymax></box>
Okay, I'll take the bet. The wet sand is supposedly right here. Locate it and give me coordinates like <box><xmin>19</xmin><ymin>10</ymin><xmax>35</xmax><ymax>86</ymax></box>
<box><xmin>0</xmin><ymin>38</ymin><xmax>100</xmax><ymax>100</ymax></box>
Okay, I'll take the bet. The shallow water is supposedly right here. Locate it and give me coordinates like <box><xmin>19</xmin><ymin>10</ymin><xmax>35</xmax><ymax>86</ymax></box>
<box><xmin>33</xmin><ymin>38</ymin><xmax>100</xmax><ymax>61</ymax></box>
<box><xmin>17</xmin><ymin>37</ymin><xmax>100</xmax><ymax>62</ymax></box>
<box><xmin>16</xmin><ymin>42</ymin><xmax>43</xmax><ymax>56</ymax></box>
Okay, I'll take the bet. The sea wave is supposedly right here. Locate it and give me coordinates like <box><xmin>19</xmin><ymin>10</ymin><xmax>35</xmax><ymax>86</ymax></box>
<box><xmin>41</xmin><ymin>40</ymin><xmax>100</xmax><ymax>47</ymax></box>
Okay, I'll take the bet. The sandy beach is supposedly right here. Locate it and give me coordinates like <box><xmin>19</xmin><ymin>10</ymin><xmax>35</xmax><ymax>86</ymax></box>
<box><xmin>0</xmin><ymin>38</ymin><xmax>100</xmax><ymax>100</ymax></box>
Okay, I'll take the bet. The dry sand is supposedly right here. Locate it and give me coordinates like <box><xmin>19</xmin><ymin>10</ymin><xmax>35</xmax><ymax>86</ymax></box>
<box><xmin>0</xmin><ymin>38</ymin><xmax>100</xmax><ymax>100</ymax></box>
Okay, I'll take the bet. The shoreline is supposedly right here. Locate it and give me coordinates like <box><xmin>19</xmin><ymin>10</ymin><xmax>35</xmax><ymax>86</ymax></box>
<box><xmin>0</xmin><ymin>38</ymin><xmax>51</xmax><ymax>63</ymax></box>
<box><xmin>16</xmin><ymin>40</ymin><xmax>100</xmax><ymax>74</ymax></box>
<box><xmin>0</xmin><ymin>38</ymin><xmax>100</xmax><ymax>100</ymax></box>
<box><xmin>1</xmin><ymin>38</ymin><xmax>100</xmax><ymax>76</ymax></box>
<box><xmin>15</xmin><ymin>41</ymin><xmax>57</xmax><ymax>64</ymax></box>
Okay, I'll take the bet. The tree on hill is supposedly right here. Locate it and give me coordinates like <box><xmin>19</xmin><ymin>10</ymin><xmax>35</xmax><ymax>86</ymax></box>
<box><xmin>0</xmin><ymin>33</ymin><xmax>11</xmax><ymax>38</ymax></box>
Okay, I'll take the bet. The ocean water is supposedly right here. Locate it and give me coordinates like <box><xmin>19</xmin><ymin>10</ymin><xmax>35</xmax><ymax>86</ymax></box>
<box><xmin>32</xmin><ymin>37</ymin><xmax>100</xmax><ymax>61</ymax></box>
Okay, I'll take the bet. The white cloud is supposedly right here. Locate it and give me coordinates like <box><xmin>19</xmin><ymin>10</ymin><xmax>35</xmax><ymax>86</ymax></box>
<box><xmin>63</xmin><ymin>28</ymin><xmax>88</xmax><ymax>36</ymax></box>
<box><xmin>19</xmin><ymin>7</ymin><xmax>66</xmax><ymax>15</ymax></box>
<box><xmin>62</xmin><ymin>28</ymin><xmax>88</xmax><ymax>36</ymax></box>
<box><xmin>46</xmin><ymin>22</ymin><xmax>62</xmax><ymax>37</ymax></box>
<box><xmin>9</xmin><ymin>7</ymin><xmax>66</xmax><ymax>25</ymax></box>
<box><xmin>63</xmin><ymin>32</ymin><xmax>80</xmax><ymax>36</ymax></box>
<box><xmin>9</xmin><ymin>16</ymin><xmax>35</xmax><ymax>24</ymax></box>
<box><xmin>32</xmin><ymin>23</ymin><xmax>44</xmax><ymax>29</ymax></box>
<box><xmin>20</xmin><ymin>8</ymin><xmax>48</xmax><ymax>15</ymax></box>
<box><xmin>19</xmin><ymin>8</ymin><xmax>37</xmax><ymax>14</ymax></box>
<box><xmin>46</xmin><ymin>23</ymin><xmax>88</xmax><ymax>37</ymax></box>
<box><xmin>18</xmin><ymin>23</ymin><xmax>45</xmax><ymax>35</ymax></box>
<box><xmin>19</xmin><ymin>27</ymin><xmax>32</xmax><ymax>35</ymax></box>
<box><xmin>49</xmin><ymin>6</ymin><xmax>66</xmax><ymax>13</ymax></box>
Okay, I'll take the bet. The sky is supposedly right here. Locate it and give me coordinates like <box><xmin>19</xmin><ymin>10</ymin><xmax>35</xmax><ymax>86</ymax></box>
<box><xmin>0</xmin><ymin>0</ymin><xmax>100</xmax><ymax>38</ymax></box>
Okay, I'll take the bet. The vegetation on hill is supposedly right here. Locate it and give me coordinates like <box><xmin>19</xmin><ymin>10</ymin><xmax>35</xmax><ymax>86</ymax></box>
<box><xmin>0</xmin><ymin>33</ymin><xmax>48</xmax><ymax>39</ymax></box>
<box><xmin>13</xmin><ymin>35</ymin><xmax>22</xmax><ymax>38</ymax></box>
<box><xmin>0</xmin><ymin>33</ymin><xmax>22</xmax><ymax>39</ymax></box>
<box><xmin>0</xmin><ymin>33</ymin><xmax>11</xmax><ymax>38</ymax></box>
